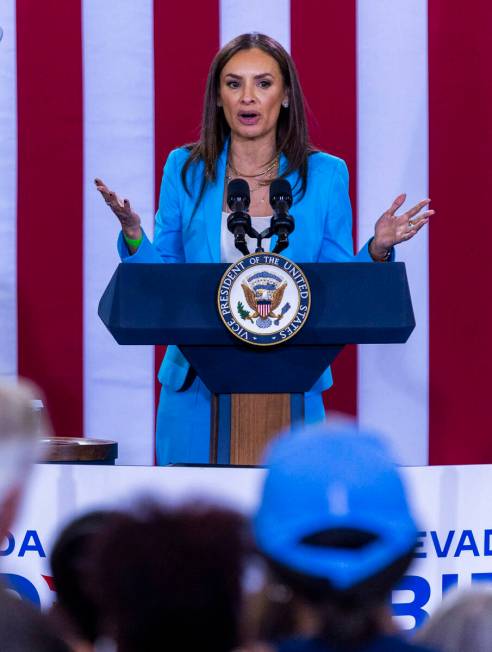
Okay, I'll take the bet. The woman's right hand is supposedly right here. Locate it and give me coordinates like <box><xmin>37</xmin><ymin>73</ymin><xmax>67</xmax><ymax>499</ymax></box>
<box><xmin>94</xmin><ymin>178</ymin><xmax>142</xmax><ymax>240</ymax></box>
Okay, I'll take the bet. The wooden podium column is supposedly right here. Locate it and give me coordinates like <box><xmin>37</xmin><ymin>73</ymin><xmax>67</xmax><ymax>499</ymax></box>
<box><xmin>231</xmin><ymin>394</ymin><xmax>291</xmax><ymax>465</ymax></box>
<box><xmin>211</xmin><ymin>394</ymin><xmax>293</xmax><ymax>465</ymax></box>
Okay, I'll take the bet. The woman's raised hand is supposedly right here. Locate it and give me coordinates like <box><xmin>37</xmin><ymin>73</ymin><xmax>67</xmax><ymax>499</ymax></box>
<box><xmin>94</xmin><ymin>178</ymin><xmax>142</xmax><ymax>240</ymax></box>
<box><xmin>370</xmin><ymin>194</ymin><xmax>434</xmax><ymax>260</ymax></box>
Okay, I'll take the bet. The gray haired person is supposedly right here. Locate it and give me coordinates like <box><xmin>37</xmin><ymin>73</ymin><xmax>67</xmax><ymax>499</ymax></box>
<box><xmin>0</xmin><ymin>380</ymin><xmax>50</xmax><ymax>541</ymax></box>
<box><xmin>0</xmin><ymin>379</ymin><xmax>45</xmax><ymax>542</ymax></box>
<box><xmin>0</xmin><ymin>380</ymin><xmax>70</xmax><ymax>651</ymax></box>
<box><xmin>414</xmin><ymin>586</ymin><xmax>492</xmax><ymax>652</ymax></box>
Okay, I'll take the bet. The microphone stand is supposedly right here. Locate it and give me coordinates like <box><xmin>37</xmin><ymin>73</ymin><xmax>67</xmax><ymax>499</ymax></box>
<box><xmin>227</xmin><ymin>216</ymin><xmax>275</xmax><ymax>256</ymax></box>
<box><xmin>227</xmin><ymin>210</ymin><xmax>253</xmax><ymax>256</ymax></box>
<box><xmin>270</xmin><ymin>198</ymin><xmax>294</xmax><ymax>254</ymax></box>
<box><xmin>254</xmin><ymin>227</ymin><xmax>272</xmax><ymax>253</ymax></box>
<box><xmin>228</xmin><ymin>215</ymin><xmax>294</xmax><ymax>256</ymax></box>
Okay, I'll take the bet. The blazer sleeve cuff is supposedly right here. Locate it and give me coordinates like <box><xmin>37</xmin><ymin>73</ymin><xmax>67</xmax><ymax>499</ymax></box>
<box><xmin>117</xmin><ymin>229</ymin><xmax>163</xmax><ymax>264</ymax></box>
<box><xmin>356</xmin><ymin>238</ymin><xmax>396</xmax><ymax>263</ymax></box>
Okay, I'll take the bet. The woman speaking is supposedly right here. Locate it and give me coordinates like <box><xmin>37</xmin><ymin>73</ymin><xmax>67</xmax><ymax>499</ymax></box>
<box><xmin>95</xmin><ymin>33</ymin><xmax>432</xmax><ymax>465</ymax></box>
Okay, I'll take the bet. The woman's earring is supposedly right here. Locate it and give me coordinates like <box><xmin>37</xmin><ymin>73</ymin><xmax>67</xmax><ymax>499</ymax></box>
<box><xmin>282</xmin><ymin>99</ymin><xmax>289</xmax><ymax>108</ymax></box>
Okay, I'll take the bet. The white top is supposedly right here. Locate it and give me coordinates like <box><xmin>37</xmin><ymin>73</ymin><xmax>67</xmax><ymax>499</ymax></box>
<box><xmin>220</xmin><ymin>211</ymin><xmax>272</xmax><ymax>263</ymax></box>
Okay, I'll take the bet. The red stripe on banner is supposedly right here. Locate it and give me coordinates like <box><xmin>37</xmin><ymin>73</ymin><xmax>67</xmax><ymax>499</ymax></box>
<box><xmin>428</xmin><ymin>2</ymin><xmax>492</xmax><ymax>464</ymax></box>
<box><xmin>291</xmin><ymin>0</ymin><xmax>357</xmax><ymax>416</ymax></box>
<box><xmin>153</xmin><ymin>2</ymin><xmax>220</xmax><ymax>433</ymax></box>
<box><xmin>16</xmin><ymin>0</ymin><xmax>83</xmax><ymax>436</ymax></box>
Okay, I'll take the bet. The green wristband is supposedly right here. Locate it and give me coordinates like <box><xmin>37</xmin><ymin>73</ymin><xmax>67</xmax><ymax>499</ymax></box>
<box><xmin>123</xmin><ymin>231</ymin><xmax>143</xmax><ymax>249</ymax></box>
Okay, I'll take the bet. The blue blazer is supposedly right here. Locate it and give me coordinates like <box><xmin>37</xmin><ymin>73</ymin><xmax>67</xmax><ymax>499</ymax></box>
<box><xmin>118</xmin><ymin>143</ymin><xmax>384</xmax><ymax>395</ymax></box>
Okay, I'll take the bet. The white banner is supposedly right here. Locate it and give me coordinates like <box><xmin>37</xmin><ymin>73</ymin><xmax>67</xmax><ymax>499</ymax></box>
<box><xmin>3</xmin><ymin>462</ymin><xmax>492</xmax><ymax>630</ymax></box>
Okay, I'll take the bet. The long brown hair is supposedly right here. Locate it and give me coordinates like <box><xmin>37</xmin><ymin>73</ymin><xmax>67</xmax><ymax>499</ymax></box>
<box><xmin>181</xmin><ymin>32</ymin><xmax>314</xmax><ymax>204</ymax></box>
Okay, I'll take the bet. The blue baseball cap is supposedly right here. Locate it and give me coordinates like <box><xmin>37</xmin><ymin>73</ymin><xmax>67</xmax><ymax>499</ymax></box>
<box><xmin>253</xmin><ymin>422</ymin><xmax>418</xmax><ymax>590</ymax></box>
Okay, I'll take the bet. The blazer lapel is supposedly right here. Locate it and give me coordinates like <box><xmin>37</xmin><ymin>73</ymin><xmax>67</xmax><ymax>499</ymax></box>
<box><xmin>204</xmin><ymin>142</ymin><xmax>229</xmax><ymax>262</ymax></box>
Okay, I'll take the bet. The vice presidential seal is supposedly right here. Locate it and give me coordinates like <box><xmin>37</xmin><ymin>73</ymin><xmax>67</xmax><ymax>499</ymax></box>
<box><xmin>217</xmin><ymin>253</ymin><xmax>311</xmax><ymax>346</ymax></box>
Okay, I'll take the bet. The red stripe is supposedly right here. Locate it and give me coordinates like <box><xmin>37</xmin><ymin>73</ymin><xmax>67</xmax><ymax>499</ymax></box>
<box><xmin>153</xmin><ymin>2</ymin><xmax>220</xmax><ymax>444</ymax></box>
<box><xmin>428</xmin><ymin>2</ymin><xmax>492</xmax><ymax>464</ymax></box>
<box><xmin>291</xmin><ymin>0</ymin><xmax>357</xmax><ymax>416</ymax></box>
<box><xmin>16</xmin><ymin>0</ymin><xmax>83</xmax><ymax>436</ymax></box>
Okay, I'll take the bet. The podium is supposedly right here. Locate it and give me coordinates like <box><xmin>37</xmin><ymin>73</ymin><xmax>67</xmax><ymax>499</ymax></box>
<box><xmin>99</xmin><ymin>262</ymin><xmax>414</xmax><ymax>465</ymax></box>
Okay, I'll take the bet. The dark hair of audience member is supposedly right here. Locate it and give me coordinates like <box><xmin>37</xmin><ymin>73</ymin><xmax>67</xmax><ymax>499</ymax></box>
<box><xmin>0</xmin><ymin>589</ymin><xmax>71</xmax><ymax>652</ymax></box>
<box><xmin>258</xmin><ymin>528</ymin><xmax>416</xmax><ymax>649</ymax></box>
<box><xmin>92</xmin><ymin>501</ymin><xmax>248</xmax><ymax>652</ymax></box>
<box><xmin>50</xmin><ymin>510</ymin><xmax>112</xmax><ymax>645</ymax></box>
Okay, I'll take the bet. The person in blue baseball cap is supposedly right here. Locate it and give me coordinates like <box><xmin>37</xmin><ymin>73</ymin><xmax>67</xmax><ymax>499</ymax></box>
<box><xmin>252</xmin><ymin>422</ymin><xmax>436</xmax><ymax>652</ymax></box>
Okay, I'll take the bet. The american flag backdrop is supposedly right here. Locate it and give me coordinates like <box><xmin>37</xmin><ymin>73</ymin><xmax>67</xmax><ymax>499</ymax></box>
<box><xmin>1</xmin><ymin>0</ymin><xmax>491</xmax><ymax>465</ymax></box>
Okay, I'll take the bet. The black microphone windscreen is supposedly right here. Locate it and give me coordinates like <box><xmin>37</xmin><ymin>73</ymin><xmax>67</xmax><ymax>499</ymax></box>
<box><xmin>270</xmin><ymin>178</ymin><xmax>292</xmax><ymax>206</ymax></box>
<box><xmin>227</xmin><ymin>178</ymin><xmax>250</xmax><ymax>208</ymax></box>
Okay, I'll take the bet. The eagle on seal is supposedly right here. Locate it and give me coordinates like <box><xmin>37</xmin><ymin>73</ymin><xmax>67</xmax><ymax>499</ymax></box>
<box><xmin>241</xmin><ymin>282</ymin><xmax>287</xmax><ymax>321</ymax></box>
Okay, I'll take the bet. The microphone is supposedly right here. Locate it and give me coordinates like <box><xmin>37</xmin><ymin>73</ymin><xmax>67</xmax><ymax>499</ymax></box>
<box><xmin>227</xmin><ymin>178</ymin><xmax>250</xmax><ymax>213</ymax></box>
<box><xmin>269</xmin><ymin>178</ymin><xmax>294</xmax><ymax>254</ymax></box>
<box><xmin>227</xmin><ymin>178</ymin><xmax>253</xmax><ymax>256</ymax></box>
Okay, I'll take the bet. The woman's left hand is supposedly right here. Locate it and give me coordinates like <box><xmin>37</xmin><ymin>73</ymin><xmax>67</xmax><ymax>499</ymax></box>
<box><xmin>370</xmin><ymin>193</ymin><xmax>434</xmax><ymax>260</ymax></box>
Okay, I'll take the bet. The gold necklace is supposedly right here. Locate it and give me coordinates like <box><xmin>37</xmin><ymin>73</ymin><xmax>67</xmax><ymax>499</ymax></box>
<box><xmin>226</xmin><ymin>167</ymin><xmax>276</xmax><ymax>201</ymax></box>
<box><xmin>227</xmin><ymin>156</ymin><xmax>279</xmax><ymax>179</ymax></box>
<box><xmin>225</xmin><ymin>158</ymin><xmax>278</xmax><ymax>205</ymax></box>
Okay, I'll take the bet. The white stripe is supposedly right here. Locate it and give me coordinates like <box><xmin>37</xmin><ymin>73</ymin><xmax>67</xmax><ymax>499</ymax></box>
<box><xmin>0</xmin><ymin>0</ymin><xmax>17</xmax><ymax>380</ymax></box>
<box><xmin>220</xmin><ymin>0</ymin><xmax>290</xmax><ymax>51</ymax></box>
<box><xmin>357</xmin><ymin>0</ymin><xmax>429</xmax><ymax>465</ymax></box>
<box><xmin>82</xmin><ymin>0</ymin><xmax>155</xmax><ymax>464</ymax></box>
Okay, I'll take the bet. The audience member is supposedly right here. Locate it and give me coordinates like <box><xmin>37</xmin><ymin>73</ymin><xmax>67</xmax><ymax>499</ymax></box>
<box><xmin>0</xmin><ymin>379</ymin><xmax>45</xmax><ymax>542</ymax></box>
<box><xmin>414</xmin><ymin>586</ymin><xmax>492</xmax><ymax>652</ymax></box>
<box><xmin>49</xmin><ymin>511</ymin><xmax>114</xmax><ymax>650</ymax></box>
<box><xmin>0</xmin><ymin>590</ymin><xmax>71</xmax><ymax>652</ymax></box>
<box><xmin>91</xmin><ymin>502</ymin><xmax>248</xmax><ymax>652</ymax></box>
<box><xmin>0</xmin><ymin>380</ymin><xmax>70</xmax><ymax>652</ymax></box>
<box><xmin>253</xmin><ymin>423</ymin><xmax>437</xmax><ymax>652</ymax></box>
